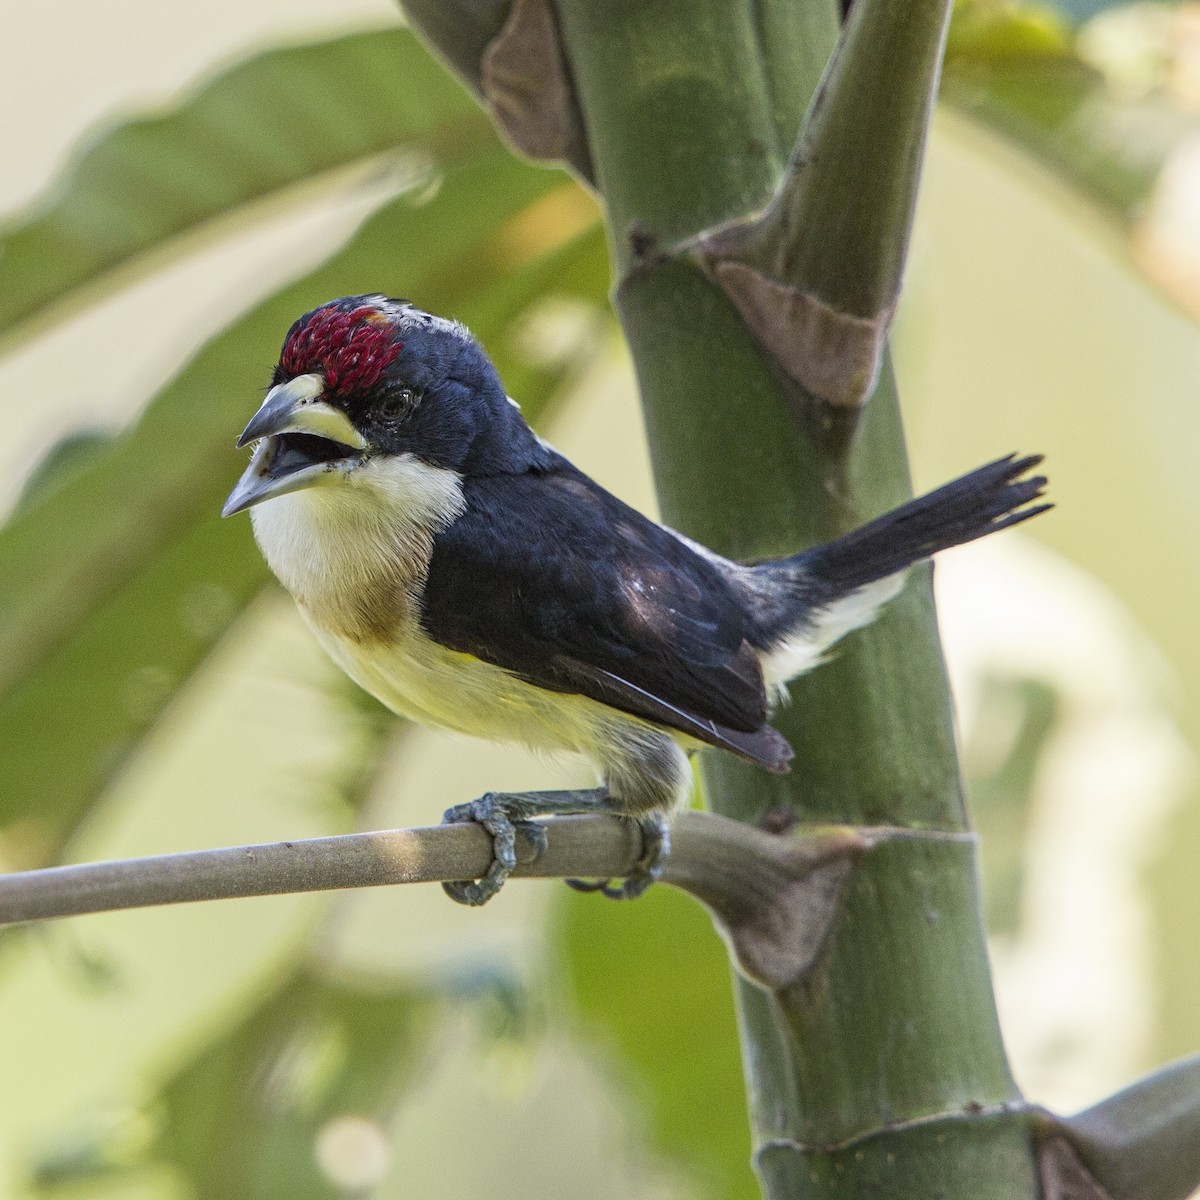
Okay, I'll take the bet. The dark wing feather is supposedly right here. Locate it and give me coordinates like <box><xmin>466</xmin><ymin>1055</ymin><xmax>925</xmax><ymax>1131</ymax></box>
<box><xmin>420</xmin><ymin>460</ymin><xmax>793</xmax><ymax>772</ymax></box>
<box><xmin>548</xmin><ymin>659</ymin><xmax>792</xmax><ymax>771</ymax></box>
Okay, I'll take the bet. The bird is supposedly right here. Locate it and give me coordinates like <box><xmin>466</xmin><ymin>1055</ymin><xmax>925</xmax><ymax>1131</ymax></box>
<box><xmin>223</xmin><ymin>294</ymin><xmax>1050</xmax><ymax>905</ymax></box>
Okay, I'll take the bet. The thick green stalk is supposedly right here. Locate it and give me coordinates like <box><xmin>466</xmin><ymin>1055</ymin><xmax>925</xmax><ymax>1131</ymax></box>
<box><xmin>396</xmin><ymin>1</ymin><xmax>1199</xmax><ymax>1195</ymax></box>
<box><xmin>698</xmin><ymin>0</ymin><xmax>953</xmax><ymax>413</ymax></box>
<box><xmin>551</xmin><ymin>0</ymin><xmax>1035</xmax><ymax>1194</ymax></box>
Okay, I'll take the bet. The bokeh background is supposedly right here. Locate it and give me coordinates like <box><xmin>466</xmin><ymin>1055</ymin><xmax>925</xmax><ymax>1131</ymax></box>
<box><xmin>1</xmin><ymin>1</ymin><xmax>1198</xmax><ymax>1196</ymax></box>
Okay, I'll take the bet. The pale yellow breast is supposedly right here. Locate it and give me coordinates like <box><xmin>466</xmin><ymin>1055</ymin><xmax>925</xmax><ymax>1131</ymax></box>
<box><xmin>307</xmin><ymin>618</ymin><xmax>604</xmax><ymax>754</ymax></box>
<box><xmin>249</xmin><ymin>453</ymin><xmax>465</xmax><ymax>643</ymax></box>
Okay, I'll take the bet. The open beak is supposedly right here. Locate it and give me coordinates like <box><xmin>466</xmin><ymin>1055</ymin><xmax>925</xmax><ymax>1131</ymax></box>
<box><xmin>222</xmin><ymin>374</ymin><xmax>367</xmax><ymax>517</ymax></box>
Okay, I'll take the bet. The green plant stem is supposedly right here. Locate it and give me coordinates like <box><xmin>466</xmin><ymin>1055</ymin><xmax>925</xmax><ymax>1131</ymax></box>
<box><xmin>552</xmin><ymin>0</ymin><xmax>1035</xmax><ymax>1193</ymax></box>
<box><xmin>695</xmin><ymin>0</ymin><xmax>953</xmax><ymax>412</ymax></box>
<box><xmin>752</xmin><ymin>0</ymin><xmax>953</xmax><ymax>319</ymax></box>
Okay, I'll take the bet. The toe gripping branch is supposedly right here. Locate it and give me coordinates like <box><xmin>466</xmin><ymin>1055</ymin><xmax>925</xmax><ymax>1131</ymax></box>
<box><xmin>441</xmin><ymin>789</ymin><xmax>668</xmax><ymax>906</ymax></box>
<box><xmin>565</xmin><ymin>812</ymin><xmax>669</xmax><ymax>900</ymax></box>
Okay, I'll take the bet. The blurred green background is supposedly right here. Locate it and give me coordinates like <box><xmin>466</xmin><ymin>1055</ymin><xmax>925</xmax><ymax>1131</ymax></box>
<box><xmin>1</xmin><ymin>1</ymin><xmax>1198</xmax><ymax>1197</ymax></box>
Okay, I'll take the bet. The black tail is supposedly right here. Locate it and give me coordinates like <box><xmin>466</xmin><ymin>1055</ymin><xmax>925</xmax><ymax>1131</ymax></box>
<box><xmin>798</xmin><ymin>453</ymin><xmax>1050</xmax><ymax>596</ymax></box>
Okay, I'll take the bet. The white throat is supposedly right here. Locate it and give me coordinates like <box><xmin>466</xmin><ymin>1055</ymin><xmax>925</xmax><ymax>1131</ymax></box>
<box><xmin>249</xmin><ymin>452</ymin><xmax>465</xmax><ymax>642</ymax></box>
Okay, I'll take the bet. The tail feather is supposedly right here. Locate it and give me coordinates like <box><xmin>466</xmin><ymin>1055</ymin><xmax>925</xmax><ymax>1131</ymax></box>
<box><xmin>749</xmin><ymin>454</ymin><xmax>1050</xmax><ymax>659</ymax></box>
<box><xmin>799</xmin><ymin>453</ymin><xmax>1049</xmax><ymax>596</ymax></box>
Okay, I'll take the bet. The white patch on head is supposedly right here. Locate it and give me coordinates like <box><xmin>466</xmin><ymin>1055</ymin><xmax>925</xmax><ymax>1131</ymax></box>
<box><xmin>355</xmin><ymin>296</ymin><xmax>472</xmax><ymax>342</ymax></box>
<box><xmin>250</xmin><ymin>452</ymin><xmax>465</xmax><ymax>640</ymax></box>
<box><xmin>760</xmin><ymin>572</ymin><xmax>908</xmax><ymax>695</ymax></box>
<box><xmin>364</xmin><ymin>295</ymin><xmax>408</xmax><ymax>319</ymax></box>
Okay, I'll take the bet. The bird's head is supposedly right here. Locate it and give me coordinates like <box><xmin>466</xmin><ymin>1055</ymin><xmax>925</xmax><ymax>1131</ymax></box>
<box><xmin>223</xmin><ymin>295</ymin><xmax>547</xmax><ymax>517</ymax></box>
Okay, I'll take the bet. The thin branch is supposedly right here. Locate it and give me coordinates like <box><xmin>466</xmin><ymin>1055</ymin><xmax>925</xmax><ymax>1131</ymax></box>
<box><xmin>0</xmin><ymin>814</ymin><xmax>637</xmax><ymax>926</ymax></box>
<box><xmin>0</xmin><ymin>811</ymin><xmax>867</xmax><ymax>990</ymax></box>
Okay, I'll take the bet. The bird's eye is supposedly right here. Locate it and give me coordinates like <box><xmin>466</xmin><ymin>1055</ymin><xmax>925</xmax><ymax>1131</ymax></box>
<box><xmin>383</xmin><ymin>386</ymin><xmax>420</xmax><ymax>420</ymax></box>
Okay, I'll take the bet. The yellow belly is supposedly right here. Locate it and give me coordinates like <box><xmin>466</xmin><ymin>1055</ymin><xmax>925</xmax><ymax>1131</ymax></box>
<box><xmin>310</xmin><ymin>616</ymin><xmax>608</xmax><ymax>756</ymax></box>
<box><xmin>305</xmin><ymin>615</ymin><xmax>694</xmax><ymax>813</ymax></box>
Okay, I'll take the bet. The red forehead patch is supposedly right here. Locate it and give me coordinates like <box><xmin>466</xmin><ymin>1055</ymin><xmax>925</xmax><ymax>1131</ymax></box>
<box><xmin>279</xmin><ymin>303</ymin><xmax>403</xmax><ymax>396</ymax></box>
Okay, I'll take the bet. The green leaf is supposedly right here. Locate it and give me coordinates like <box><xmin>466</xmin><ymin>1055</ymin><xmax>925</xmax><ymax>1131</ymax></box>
<box><xmin>0</xmin><ymin>150</ymin><xmax>606</xmax><ymax>849</ymax></box>
<box><xmin>12</xmin><ymin>430</ymin><xmax>120</xmax><ymax>517</ymax></box>
<box><xmin>28</xmin><ymin>967</ymin><xmax>430</xmax><ymax>1200</ymax></box>
<box><xmin>940</xmin><ymin>1</ymin><xmax>1200</xmax><ymax>326</ymax></box>
<box><xmin>159</xmin><ymin>972</ymin><xmax>426</xmax><ymax>1199</ymax></box>
<box><xmin>944</xmin><ymin>4</ymin><xmax>1198</xmax><ymax>231</ymax></box>
<box><xmin>24</xmin><ymin>696</ymin><xmax>404</xmax><ymax>1197</ymax></box>
<box><xmin>556</xmin><ymin>885</ymin><xmax>758</xmax><ymax>1200</ymax></box>
<box><xmin>0</xmin><ymin>28</ymin><xmax>487</xmax><ymax>344</ymax></box>
<box><xmin>947</xmin><ymin>1</ymin><xmax>1074</xmax><ymax>61</ymax></box>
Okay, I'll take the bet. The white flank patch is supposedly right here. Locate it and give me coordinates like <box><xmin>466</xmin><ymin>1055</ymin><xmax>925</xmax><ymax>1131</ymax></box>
<box><xmin>760</xmin><ymin>572</ymin><xmax>907</xmax><ymax>691</ymax></box>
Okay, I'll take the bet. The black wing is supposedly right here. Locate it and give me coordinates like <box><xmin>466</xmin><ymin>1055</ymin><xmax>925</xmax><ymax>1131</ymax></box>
<box><xmin>420</xmin><ymin>460</ymin><xmax>792</xmax><ymax>772</ymax></box>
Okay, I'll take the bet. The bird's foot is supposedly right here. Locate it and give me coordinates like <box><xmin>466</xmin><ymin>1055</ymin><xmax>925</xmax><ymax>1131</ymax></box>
<box><xmin>441</xmin><ymin>789</ymin><xmax>668</xmax><ymax>905</ymax></box>
<box><xmin>442</xmin><ymin>787</ymin><xmax>621</xmax><ymax>906</ymax></box>
<box><xmin>441</xmin><ymin>792</ymin><xmax>552</xmax><ymax>907</ymax></box>
<box><xmin>565</xmin><ymin>812</ymin><xmax>670</xmax><ymax>901</ymax></box>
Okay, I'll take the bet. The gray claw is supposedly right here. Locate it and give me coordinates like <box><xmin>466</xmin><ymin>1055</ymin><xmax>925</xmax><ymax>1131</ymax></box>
<box><xmin>441</xmin><ymin>793</ymin><xmax>548</xmax><ymax>906</ymax></box>
<box><xmin>565</xmin><ymin>813</ymin><xmax>670</xmax><ymax>901</ymax></box>
<box><xmin>521</xmin><ymin>820</ymin><xmax>549</xmax><ymax>858</ymax></box>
